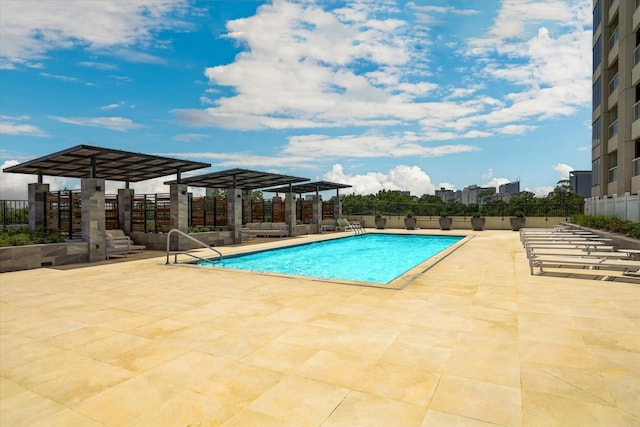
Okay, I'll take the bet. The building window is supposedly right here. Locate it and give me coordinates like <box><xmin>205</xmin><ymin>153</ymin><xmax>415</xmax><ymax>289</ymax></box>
<box><xmin>593</xmin><ymin>77</ymin><xmax>601</xmax><ymax>110</ymax></box>
<box><xmin>594</xmin><ymin>36</ymin><xmax>602</xmax><ymax>72</ymax></box>
<box><xmin>609</xmin><ymin>73</ymin><xmax>619</xmax><ymax>93</ymax></box>
<box><xmin>610</xmin><ymin>26</ymin><xmax>619</xmax><ymax>50</ymax></box>
<box><xmin>593</xmin><ymin>158</ymin><xmax>601</xmax><ymax>186</ymax></box>
<box><xmin>634</xmin><ymin>140</ymin><xmax>640</xmax><ymax>176</ymax></box>
<box><xmin>594</xmin><ymin>0</ymin><xmax>602</xmax><ymax>34</ymax></box>
<box><xmin>608</xmin><ymin>152</ymin><xmax>618</xmax><ymax>183</ymax></box>
<box><xmin>608</xmin><ymin>108</ymin><xmax>618</xmax><ymax>138</ymax></box>
<box><xmin>593</xmin><ymin>118</ymin><xmax>601</xmax><ymax>148</ymax></box>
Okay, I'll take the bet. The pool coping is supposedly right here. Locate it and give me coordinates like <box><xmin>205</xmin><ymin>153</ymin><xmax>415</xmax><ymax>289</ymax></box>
<box><xmin>167</xmin><ymin>231</ymin><xmax>473</xmax><ymax>290</ymax></box>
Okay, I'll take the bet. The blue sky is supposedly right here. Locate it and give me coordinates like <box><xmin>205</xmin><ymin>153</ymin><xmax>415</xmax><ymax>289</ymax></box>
<box><xmin>0</xmin><ymin>0</ymin><xmax>592</xmax><ymax>200</ymax></box>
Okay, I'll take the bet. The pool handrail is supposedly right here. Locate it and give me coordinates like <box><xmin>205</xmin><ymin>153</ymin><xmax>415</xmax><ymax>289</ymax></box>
<box><xmin>165</xmin><ymin>228</ymin><xmax>223</xmax><ymax>265</ymax></box>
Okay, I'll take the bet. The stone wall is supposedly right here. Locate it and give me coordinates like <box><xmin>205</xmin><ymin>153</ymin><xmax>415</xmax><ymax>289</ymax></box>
<box><xmin>0</xmin><ymin>242</ymin><xmax>88</xmax><ymax>273</ymax></box>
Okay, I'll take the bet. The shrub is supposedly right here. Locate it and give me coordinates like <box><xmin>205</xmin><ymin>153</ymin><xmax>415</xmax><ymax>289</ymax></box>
<box><xmin>0</xmin><ymin>228</ymin><xmax>66</xmax><ymax>247</ymax></box>
<box><xmin>570</xmin><ymin>214</ymin><xmax>640</xmax><ymax>239</ymax></box>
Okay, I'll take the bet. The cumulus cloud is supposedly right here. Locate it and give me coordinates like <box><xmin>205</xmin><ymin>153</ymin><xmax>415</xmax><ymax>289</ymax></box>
<box><xmin>322</xmin><ymin>163</ymin><xmax>436</xmax><ymax>196</ymax></box>
<box><xmin>0</xmin><ymin>0</ymin><xmax>190</xmax><ymax>68</ymax></box>
<box><xmin>171</xmin><ymin>0</ymin><xmax>590</xmax><ymax>147</ymax></box>
<box><xmin>0</xmin><ymin>160</ymin><xmax>79</xmax><ymax>199</ymax></box>
<box><xmin>553</xmin><ymin>162</ymin><xmax>573</xmax><ymax>181</ymax></box>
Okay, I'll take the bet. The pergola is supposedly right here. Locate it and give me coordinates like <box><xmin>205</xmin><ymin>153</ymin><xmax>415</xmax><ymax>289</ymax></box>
<box><xmin>164</xmin><ymin>168</ymin><xmax>309</xmax><ymax>190</ymax></box>
<box><xmin>165</xmin><ymin>168</ymin><xmax>311</xmax><ymax>239</ymax></box>
<box><xmin>3</xmin><ymin>144</ymin><xmax>210</xmax><ymax>183</ymax></box>
<box><xmin>4</xmin><ymin>144</ymin><xmax>210</xmax><ymax>261</ymax></box>
<box><xmin>263</xmin><ymin>180</ymin><xmax>352</xmax><ymax>196</ymax></box>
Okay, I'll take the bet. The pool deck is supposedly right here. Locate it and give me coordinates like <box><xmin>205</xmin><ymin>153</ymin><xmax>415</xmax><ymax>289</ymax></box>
<box><xmin>1</xmin><ymin>229</ymin><xmax>639</xmax><ymax>426</ymax></box>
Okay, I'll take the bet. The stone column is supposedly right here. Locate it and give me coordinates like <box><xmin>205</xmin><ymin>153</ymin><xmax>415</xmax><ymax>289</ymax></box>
<box><xmin>312</xmin><ymin>195</ymin><xmax>322</xmax><ymax>233</ymax></box>
<box><xmin>81</xmin><ymin>178</ymin><xmax>106</xmax><ymax>262</ymax></box>
<box><xmin>117</xmin><ymin>188</ymin><xmax>134</xmax><ymax>233</ymax></box>
<box><xmin>170</xmin><ymin>183</ymin><xmax>189</xmax><ymax>250</ymax></box>
<box><xmin>28</xmin><ymin>183</ymin><xmax>49</xmax><ymax>231</ymax></box>
<box><xmin>227</xmin><ymin>188</ymin><xmax>243</xmax><ymax>244</ymax></box>
<box><xmin>285</xmin><ymin>192</ymin><xmax>296</xmax><ymax>235</ymax></box>
<box><xmin>243</xmin><ymin>194</ymin><xmax>252</xmax><ymax>224</ymax></box>
<box><xmin>333</xmin><ymin>196</ymin><xmax>342</xmax><ymax>219</ymax></box>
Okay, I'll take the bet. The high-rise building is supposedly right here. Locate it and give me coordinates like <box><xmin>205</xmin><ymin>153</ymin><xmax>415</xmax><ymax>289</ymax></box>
<box><xmin>498</xmin><ymin>181</ymin><xmax>520</xmax><ymax>196</ymax></box>
<box><xmin>569</xmin><ymin>170</ymin><xmax>592</xmax><ymax>198</ymax></box>
<box><xmin>592</xmin><ymin>0</ymin><xmax>640</xmax><ymax>197</ymax></box>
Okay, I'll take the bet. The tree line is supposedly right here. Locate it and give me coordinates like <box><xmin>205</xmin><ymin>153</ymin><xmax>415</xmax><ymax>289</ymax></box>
<box><xmin>340</xmin><ymin>180</ymin><xmax>585</xmax><ymax>218</ymax></box>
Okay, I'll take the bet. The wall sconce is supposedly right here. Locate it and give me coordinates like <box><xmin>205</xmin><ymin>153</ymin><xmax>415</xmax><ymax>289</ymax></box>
<box><xmin>181</xmin><ymin>190</ymin><xmax>187</xmax><ymax>195</ymax></box>
<box><xmin>237</xmin><ymin>194</ymin><xmax>242</xmax><ymax>198</ymax></box>
<box><xmin>96</xmin><ymin>185</ymin><xmax>102</xmax><ymax>191</ymax></box>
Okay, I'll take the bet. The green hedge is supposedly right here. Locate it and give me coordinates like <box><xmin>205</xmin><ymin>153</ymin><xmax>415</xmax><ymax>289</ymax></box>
<box><xmin>570</xmin><ymin>214</ymin><xmax>640</xmax><ymax>239</ymax></box>
<box><xmin>0</xmin><ymin>226</ymin><xmax>65</xmax><ymax>247</ymax></box>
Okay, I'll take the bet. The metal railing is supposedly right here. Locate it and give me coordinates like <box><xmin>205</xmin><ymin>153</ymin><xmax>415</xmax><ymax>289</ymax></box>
<box><xmin>165</xmin><ymin>228</ymin><xmax>223</xmax><ymax>265</ymax></box>
<box><xmin>0</xmin><ymin>200</ymin><xmax>28</xmax><ymax>228</ymax></box>
<box><xmin>608</xmin><ymin>120</ymin><xmax>619</xmax><ymax>139</ymax></box>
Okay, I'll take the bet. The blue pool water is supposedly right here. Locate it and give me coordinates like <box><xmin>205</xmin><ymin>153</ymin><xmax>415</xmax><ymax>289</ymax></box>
<box><xmin>197</xmin><ymin>233</ymin><xmax>463</xmax><ymax>284</ymax></box>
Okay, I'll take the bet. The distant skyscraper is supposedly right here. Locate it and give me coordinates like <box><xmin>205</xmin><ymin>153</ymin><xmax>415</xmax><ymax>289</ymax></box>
<box><xmin>569</xmin><ymin>170</ymin><xmax>592</xmax><ymax>198</ymax></box>
<box><xmin>499</xmin><ymin>181</ymin><xmax>520</xmax><ymax>196</ymax></box>
<box><xmin>592</xmin><ymin>1</ymin><xmax>640</xmax><ymax>197</ymax></box>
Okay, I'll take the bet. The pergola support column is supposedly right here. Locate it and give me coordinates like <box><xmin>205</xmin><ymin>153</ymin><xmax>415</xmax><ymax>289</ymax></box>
<box><xmin>28</xmin><ymin>182</ymin><xmax>49</xmax><ymax>231</ymax></box>
<box><xmin>312</xmin><ymin>195</ymin><xmax>322</xmax><ymax>233</ymax></box>
<box><xmin>81</xmin><ymin>178</ymin><xmax>106</xmax><ymax>262</ymax></box>
<box><xmin>117</xmin><ymin>188</ymin><xmax>134</xmax><ymax>233</ymax></box>
<box><xmin>170</xmin><ymin>183</ymin><xmax>189</xmax><ymax>250</ymax></box>
<box><xmin>228</xmin><ymin>188</ymin><xmax>243</xmax><ymax>244</ymax></box>
<box><xmin>285</xmin><ymin>192</ymin><xmax>296</xmax><ymax>235</ymax></box>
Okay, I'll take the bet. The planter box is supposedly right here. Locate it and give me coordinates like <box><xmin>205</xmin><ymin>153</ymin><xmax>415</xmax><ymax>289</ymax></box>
<box><xmin>0</xmin><ymin>241</ymin><xmax>88</xmax><ymax>273</ymax></box>
<box><xmin>439</xmin><ymin>217</ymin><xmax>452</xmax><ymax>230</ymax></box>
<box><xmin>375</xmin><ymin>218</ymin><xmax>387</xmax><ymax>229</ymax></box>
<box><xmin>509</xmin><ymin>217</ymin><xmax>526</xmax><ymax>231</ymax></box>
<box><xmin>404</xmin><ymin>217</ymin><xmax>417</xmax><ymax>230</ymax></box>
<box><xmin>471</xmin><ymin>217</ymin><xmax>485</xmax><ymax>231</ymax></box>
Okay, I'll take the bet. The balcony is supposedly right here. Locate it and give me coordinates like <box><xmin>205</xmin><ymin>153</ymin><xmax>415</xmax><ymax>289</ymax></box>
<box><xmin>635</xmin><ymin>1</ymin><xmax>640</xmax><ymax>31</ymax></box>
<box><xmin>608</xmin><ymin>120</ymin><xmax>618</xmax><ymax>139</ymax></box>
<box><xmin>634</xmin><ymin>46</ymin><xmax>640</xmax><ymax>85</ymax></box>
<box><xmin>634</xmin><ymin>157</ymin><xmax>640</xmax><ymax>176</ymax></box>
<box><xmin>608</xmin><ymin>166</ymin><xmax>618</xmax><ymax>183</ymax></box>
<box><xmin>609</xmin><ymin>0</ymin><xmax>619</xmax><ymax>24</ymax></box>
<box><xmin>634</xmin><ymin>102</ymin><xmax>640</xmax><ymax>139</ymax></box>
<box><xmin>608</xmin><ymin>74</ymin><xmax>619</xmax><ymax>109</ymax></box>
<box><xmin>608</xmin><ymin>28</ymin><xmax>619</xmax><ymax>66</ymax></box>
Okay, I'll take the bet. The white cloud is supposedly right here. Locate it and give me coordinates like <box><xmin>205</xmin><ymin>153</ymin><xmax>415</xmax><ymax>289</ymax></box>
<box><xmin>0</xmin><ymin>160</ymin><xmax>78</xmax><ymax>199</ymax></box>
<box><xmin>284</xmin><ymin>133</ymin><xmax>479</xmax><ymax>158</ymax></box>
<box><xmin>553</xmin><ymin>162</ymin><xmax>573</xmax><ymax>181</ymax></box>
<box><xmin>50</xmin><ymin>116</ymin><xmax>142</xmax><ymax>131</ymax></box>
<box><xmin>0</xmin><ymin>116</ymin><xmax>48</xmax><ymax>137</ymax></box>
<box><xmin>0</xmin><ymin>0</ymin><xmax>190</xmax><ymax>68</ymax></box>
<box><xmin>173</xmin><ymin>133</ymin><xmax>211</xmax><ymax>142</ymax></box>
<box><xmin>322</xmin><ymin>163</ymin><xmax>436</xmax><ymax>196</ymax></box>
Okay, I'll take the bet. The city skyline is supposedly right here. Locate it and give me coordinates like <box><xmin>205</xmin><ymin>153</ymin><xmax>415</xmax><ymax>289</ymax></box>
<box><xmin>1</xmin><ymin>0</ymin><xmax>592</xmax><ymax>199</ymax></box>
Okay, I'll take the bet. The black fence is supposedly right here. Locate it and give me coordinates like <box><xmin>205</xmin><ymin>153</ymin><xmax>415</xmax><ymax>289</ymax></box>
<box><xmin>0</xmin><ymin>200</ymin><xmax>28</xmax><ymax>228</ymax></box>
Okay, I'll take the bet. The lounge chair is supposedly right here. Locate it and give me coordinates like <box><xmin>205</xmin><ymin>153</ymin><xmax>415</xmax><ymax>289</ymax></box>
<box><xmin>527</xmin><ymin>254</ymin><xmax>640</xmax><ymax>276</ymax></box>
<box><xmin>106</xmin><ymin>230</ymin><xmax>146</xmax><ymax>254</ymax></box>
<box><xmin>105</xmin><ymin>232</ymin><xmax>130</xmax><ymax>260</ymax></box>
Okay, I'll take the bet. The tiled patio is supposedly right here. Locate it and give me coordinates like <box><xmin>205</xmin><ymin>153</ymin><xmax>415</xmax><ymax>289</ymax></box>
<box><xmin>1</xmin><ymin>230</ymin><xmax>638</xmax><ymax>426</ymax></box>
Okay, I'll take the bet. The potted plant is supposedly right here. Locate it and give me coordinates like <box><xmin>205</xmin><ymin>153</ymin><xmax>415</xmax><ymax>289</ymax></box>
<box><xmin>375</xmin><ymin>213</ymin><xmax>386</xmax><ymax>229</ymax></box>
<box><xmin>404</xmin><ymin>210</ymin><xmax>417</xmax><ymax>230</ymax></box>
<box><xmin>510</xmin><ymin>210</ymin><xmax>526</xmax><ymax>231</ymax></box>
<box><xmin>439</xmin><ymin>214</ymin><xmax>452</xmax><ymax>230</ymax></box>
<box><xmin>471</xmin><ymin>212</ymin><xmax>485</xmax><ymax>231</ymax></box>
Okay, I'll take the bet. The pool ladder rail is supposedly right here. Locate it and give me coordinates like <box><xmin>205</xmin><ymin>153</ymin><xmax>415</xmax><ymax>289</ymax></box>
<box><xmin>165</xmin><ymin>228</ymin><xmax>223</xmax><ymax>265</ymax></box>
<box><xmin>349</xmin><ymin>221</ymin><xmax>366</xmax><ymax>235</ymax></box>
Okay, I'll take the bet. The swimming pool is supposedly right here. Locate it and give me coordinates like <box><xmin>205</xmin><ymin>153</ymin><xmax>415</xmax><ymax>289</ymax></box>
<box><xmin>196</xmin><ymin>233</ymin><xmax>465</xmax><ymax>286</ymax></box>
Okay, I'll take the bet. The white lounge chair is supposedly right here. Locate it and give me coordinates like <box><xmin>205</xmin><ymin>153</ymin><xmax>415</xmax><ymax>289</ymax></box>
<box><xmin>106</xmin><ymin>230</ymin><xmax>146</xmax><ymax>255</ymax></box>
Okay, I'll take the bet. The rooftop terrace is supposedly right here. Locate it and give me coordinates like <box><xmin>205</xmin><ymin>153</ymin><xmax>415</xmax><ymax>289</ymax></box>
<box><xmin>1</xmin><ymin>230</ymin><xmax>638</xmax><ymax>426</ymax></box>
